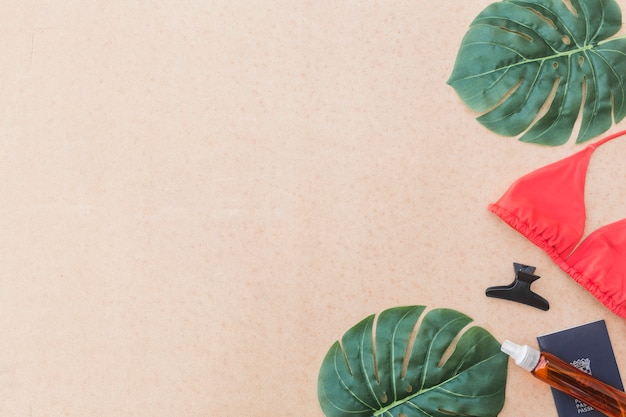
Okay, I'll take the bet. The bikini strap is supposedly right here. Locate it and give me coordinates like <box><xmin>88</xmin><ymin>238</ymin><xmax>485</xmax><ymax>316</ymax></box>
<box><xmin>589</xmin><ymin>129</ymin><xmax>626</xmax><ymax>150</ymax></box>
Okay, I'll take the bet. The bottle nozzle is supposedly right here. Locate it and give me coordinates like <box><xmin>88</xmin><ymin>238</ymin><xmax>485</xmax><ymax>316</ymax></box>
<box><xmin>501</xmin><ymin>340</ymin><xmax>540</xmax><ymax>371</ymax></box>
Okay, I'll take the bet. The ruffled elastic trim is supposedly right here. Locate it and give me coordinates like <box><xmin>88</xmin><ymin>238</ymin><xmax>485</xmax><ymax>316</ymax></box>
<box><xmin>487</xmin><ymin>203</ymin><xmax>564</xmax><ymax>263</ymax></box>
<box><xmin>560</xmin><ymin>263</ymin><xmax>626</xmax><ymax>319</ymax></box>
<box><xmin>488</xmin><ymin>203</ymin><xmax>626</xmax><ymax>319</ymax></box>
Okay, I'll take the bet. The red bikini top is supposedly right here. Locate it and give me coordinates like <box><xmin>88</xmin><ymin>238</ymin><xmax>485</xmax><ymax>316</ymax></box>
<box><xmin>488</xmin><ymin>130</ymin><xmax>626</xmax><ymax>318</ymax></box>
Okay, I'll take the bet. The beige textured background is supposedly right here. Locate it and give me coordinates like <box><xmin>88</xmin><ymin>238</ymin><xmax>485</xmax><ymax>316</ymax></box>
<box><xmin>2</xmin><ymin>1</ymin><xmax>626</xmax><ymax>416</ymax></box>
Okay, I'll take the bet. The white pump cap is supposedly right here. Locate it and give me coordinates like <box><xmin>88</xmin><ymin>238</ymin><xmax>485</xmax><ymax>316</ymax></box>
<box><xmin>501</xmin><ymin>340</ymin><xmax>541</xmax><ymax>371</ymax></box>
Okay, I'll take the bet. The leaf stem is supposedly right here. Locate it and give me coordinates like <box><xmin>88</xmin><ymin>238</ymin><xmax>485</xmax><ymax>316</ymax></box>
<box><xmin>371</xmin><ymin>352</ymin><xmax>503</xmax><ymax>416</ymax></box>
<box><xmin>372</xmin><ymin>387</ymin><xmax>431</xmax><ymax>416</ymax></box>
<box><xmin>522</xmin><ymin>44</ymin><xmax>594</xmax><ymax>65</ymax></box>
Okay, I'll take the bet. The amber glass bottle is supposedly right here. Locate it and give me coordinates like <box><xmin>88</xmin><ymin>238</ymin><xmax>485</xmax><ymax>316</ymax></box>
<box><xmin>502</xmin><ymin>340</ymin><xmax>626</xmax><ymax>417</ymax></box>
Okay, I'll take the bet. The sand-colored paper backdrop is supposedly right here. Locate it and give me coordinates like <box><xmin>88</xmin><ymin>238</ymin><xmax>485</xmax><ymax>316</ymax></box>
<box><xmin>2</xmin><ymin>1</ymin><xmax>626</xmax><ymax>416</ymax></box>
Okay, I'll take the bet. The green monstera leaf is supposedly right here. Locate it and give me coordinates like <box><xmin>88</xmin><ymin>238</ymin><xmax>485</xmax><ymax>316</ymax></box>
<box><xmin>318</xmin><ymin>306</ymin><xmax>508</xmax><ymax>417</ymax></box>
<box><xmin>448</xmin><ymin>0</ymin><xmax>626</xmax><ymax>146</ymax></box>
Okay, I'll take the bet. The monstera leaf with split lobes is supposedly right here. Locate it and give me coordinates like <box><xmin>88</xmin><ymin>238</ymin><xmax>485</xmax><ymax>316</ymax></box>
<box><xmin>318</xmin><ymin>306</ymin><xmax>508</xmax><ymax>417</ymax></box>
<box><xmin>448</xmin><ymin>0</ymin><xmax>626</xmax><ymax>146</ymax></box>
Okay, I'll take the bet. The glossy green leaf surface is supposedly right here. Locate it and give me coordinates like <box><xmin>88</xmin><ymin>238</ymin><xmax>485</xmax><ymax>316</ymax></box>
<box><xmin>448</xmin><ymin>0</ymin><xmax>626</xmax><ymax>145</ymax></box>
<box><xmin>318</xmin><ymin>306</ymin><xmax>508</xmax><ymax>417</ymax></box>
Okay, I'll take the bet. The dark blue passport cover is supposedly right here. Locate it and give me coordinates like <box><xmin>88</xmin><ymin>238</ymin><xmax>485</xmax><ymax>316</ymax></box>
<box><xmin>537</xmin><ymin>320</ymin><xmax>624</xmax><ymax>417</ymax></box>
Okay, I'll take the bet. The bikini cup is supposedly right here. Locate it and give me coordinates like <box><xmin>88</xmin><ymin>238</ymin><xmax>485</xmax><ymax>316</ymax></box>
<box><xmin>488</xmin><ymin>130</ymin><xmax>626</xmax><ymax>318</ymax></box>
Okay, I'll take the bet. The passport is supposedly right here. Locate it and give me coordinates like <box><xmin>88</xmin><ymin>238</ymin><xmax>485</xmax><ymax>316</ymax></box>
<box><xmin>537</xmin><ymin>320</ymin><xmax>624</xmax><ymax>417</ymax></box>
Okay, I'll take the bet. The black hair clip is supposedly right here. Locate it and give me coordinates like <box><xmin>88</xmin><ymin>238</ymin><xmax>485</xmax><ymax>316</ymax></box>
<box><xmin>485</xmin><ymin>263</ymin><xmax>549</xmax><ymax>311</ymax></box>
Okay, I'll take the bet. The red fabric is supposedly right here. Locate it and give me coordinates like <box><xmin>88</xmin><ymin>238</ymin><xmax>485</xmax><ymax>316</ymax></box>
<box><xmin>488</xmin><ymin>130</ymin><xmax>626</xmax><ymax>318</ymax></box>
